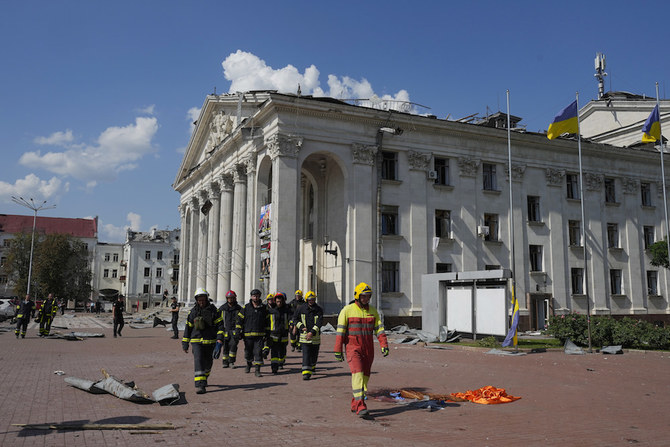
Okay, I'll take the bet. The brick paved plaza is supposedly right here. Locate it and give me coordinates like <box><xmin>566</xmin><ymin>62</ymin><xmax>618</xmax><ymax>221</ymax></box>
<box><xmin>0</xmin><ymin>312</ymin><xmax>668</xmax><ymax>446</ymax></box>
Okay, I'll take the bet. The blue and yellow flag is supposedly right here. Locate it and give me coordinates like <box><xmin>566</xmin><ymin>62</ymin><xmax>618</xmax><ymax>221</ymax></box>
<box><xmin>547</xmin><ymin>100</ymin><xmax>579</xmax><ymax>140</ymax></box>
<box><xmin>502</xmin><ymin>289</ymin><xmax>519</xmax><ymax>348</ymax></box>
<box><xmin>642</xmin><ymin>105</ymin><xmax>661</xmax><ymax>143</ymax></box>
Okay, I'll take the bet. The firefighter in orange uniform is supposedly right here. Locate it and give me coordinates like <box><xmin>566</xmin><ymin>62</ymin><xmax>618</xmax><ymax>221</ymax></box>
<box><xmin>334</xmin><ymin>282</ymin><xmax>389</xmax><ymax>419</ymax></box>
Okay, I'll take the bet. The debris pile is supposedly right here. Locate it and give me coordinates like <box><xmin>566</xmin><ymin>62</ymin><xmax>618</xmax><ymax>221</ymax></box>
<box><xmin>370</xmin><ymin>386</ymin><xmax>521</xmax><ymax>410</ymax></box>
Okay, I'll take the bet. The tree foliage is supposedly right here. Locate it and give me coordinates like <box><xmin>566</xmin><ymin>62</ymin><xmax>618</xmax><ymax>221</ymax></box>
<box><xmin>4</xmin><ymin>232</ymin><xmax>92</xmax><ymax>300</ymax></box>
<box><xmin>649</xmin><ymin>239</ymin><xmax>669</xmax><ymax>269</ymax></box>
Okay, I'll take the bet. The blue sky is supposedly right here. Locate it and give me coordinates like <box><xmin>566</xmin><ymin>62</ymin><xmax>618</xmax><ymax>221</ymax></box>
<box><xmin>1</xmin><ymin>1</ymin><xmax>668</xmax><ymax>242</ymax></box>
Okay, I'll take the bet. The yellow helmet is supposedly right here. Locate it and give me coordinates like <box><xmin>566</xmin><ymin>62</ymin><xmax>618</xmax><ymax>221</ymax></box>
<box><xmin>295</xmin><ymin>289</ymin><xmax>303</xmax><ymax>296</ymax></box>
<box><xmin>267</xmin><ymin>293</ymin><xmax>275</xmax><ymax>300</ymax></box>
<box><xmin>354</xmin><ymin>282</ymin><xmax>372</xmax><ymax>300</ymax></box>
<box><xmin>305</xmin><ymin>291</ymin><xmax>316</xmax><ymax>301</ymax></box>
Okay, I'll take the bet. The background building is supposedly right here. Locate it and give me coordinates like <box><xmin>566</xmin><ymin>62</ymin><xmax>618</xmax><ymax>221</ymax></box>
<box><xmin>93</xmin><ymin>242</ymin><xmax>123</xmax><ymax>309</ymax></box>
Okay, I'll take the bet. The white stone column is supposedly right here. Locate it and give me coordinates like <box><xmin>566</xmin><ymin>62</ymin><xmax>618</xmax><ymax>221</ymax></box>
<box><xmin>206</xmin><ymin>182</ymin><xmax>221</xmax><ymax>302</ymax></box>
<box><xmin>231</xmin><ymin>165</ymin><xmax>247</xmax><ymax>300</ymax></box>
<box><xmin>407</xmin><ymin>151</ymin><xmax>431</xmax><ymax>315</ymax></box>
<box><xmin>217</xmin><ymin>173</ymin><xmax>234</xmax><ymax>298</ymax></box>
<box><xmin>178</xmin><ymin>203</ymin><xmax>188</xmax><ymax>303</ymax></box>
<box><xmin>188</xmin><ymin>196</ymin><xmax>200</xmax><ymax>305</ymax></box>
<box><xmin>267</xmin><ymin>135</ymin><xmax>302</xmax><ymax>295</ymax></box>
<box><xmin>244</xmin><ymin>153</ymin><xmax>258</xmax><ymax>298</ymax></box>
<box><xmin>197</xmin><ymin>190</ymin><xmax>209</xmax><ymax>292</ymax></box>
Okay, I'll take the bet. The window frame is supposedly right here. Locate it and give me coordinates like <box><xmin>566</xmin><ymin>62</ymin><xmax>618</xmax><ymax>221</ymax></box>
<box><xmin>483</xmin><ymin>163</ymin><xmax>498</xmax><ymax>191</ymax></box>
<box><xmin>434</xmin><ymin>157</ymin><xmax>449</xmax><ymax>186</ymax></box>
<box><xmin>641</xmin><ymin>182</ymin><xmax>652</xmax><ymax>206</ymax></box>
<box><xmin>381</xmin><ymin>205</ymin><xmax>399</xmax><ymax>236</ymax></box>
<box><xmin>483</xmin><ymin>213</ymin><xmax>499</xmax><ymax>241</ymax></box>
<box><xmin>382</xmin><ymin>261</ymin><xmax>399</xmax><ymax>293</ymax></box>
<box><xmin>435</xmin><ymin>209</ymin><xmax>452</xmax><ymax>238</ymax></box>
<box><xmin>571</xmin><ymin>267</ymin><xmax>584</xmax><ymax>295</ymax></box>
<box><xmin>604</xmin><ymin>178</ymin><xmax>616</xmax><ymax>203</ymax></box>
<box><xmin>566</xmin><ymin>173</ymin><xmax>579</xmax><ymax>199</ymax></box>
<box><xmin>381</xmin><ymin>151</ymin><xmax>398</xmax><ymax>181</ymax></box>
<box><xmin>527</xmin><ymin>195</ymin><xmax>541</xmax><ymax>222</ymax></box>
<box><xmin>609</xmin><ymin>269</ymin><xmax>622</xmax><ymax>295</ymax></box>
<box><xmin>529</xmin><ymin>245</ymin><xmax>543</xmax><ymax>272</ymax></box>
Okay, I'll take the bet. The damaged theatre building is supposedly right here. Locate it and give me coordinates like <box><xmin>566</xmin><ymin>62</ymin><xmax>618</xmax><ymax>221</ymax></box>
<box><xmin>174</xmin><ymin>90</ymin><xmax>670</xmax><ymax>330</ymax></box>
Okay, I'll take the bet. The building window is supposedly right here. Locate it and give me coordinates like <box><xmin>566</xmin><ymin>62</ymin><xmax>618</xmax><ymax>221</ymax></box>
<box><xmin>172</xmin><ymin>268</ymin><xmax>179</xmax><ymax>282</ymax></box>
<box><xmin>571</xmin><ymin>268</ymin><xmax>584</xmax><ymax>294</ymax></box>
<box><xmin>483</xmin><ymin>163</ymin><xmax>497</xmax><ymax>191</ymax></box>
<box><xmin>382</xmin><ymin>261</ymin><xmax>399</xmax><ymax>293</ymax></box>
<box><xmin>604</xmin><ymin>178</ymin><xmax>616</xmax><ymax>203</ymax></box>
<box><xmin>144</xmin><ymin>267</ymin><xmax>151</xmax><ymax>277</ymax></box>
<box><xmin>0</xmin><ymin>275</ymin><xmax>7</xmax><ymax>285</ymax></box>
<box><xmin>643</xmin><ymin>226</ymin><xmax>655</xmax><ymax>249</ymax></box>
<box><xmin>435</xmin><ymin>209</ymin><xmax>451</xmax><ymax>238</ymax></box>
<box><xmin>434</xmin><ymin>157</ymin><xmax>449</xmax><ymax>185</ymax></box>
<box><xmin>647</xmin><ymin>271</ymin><xmax>658</xmax><ymax>295</ymax></box>
<box><xmin>156</xmin><ymin>268</ymin><xmax>162</xmax><ymax>278</ymax></box>
<box><xmin>157</xmin><ymin>251</ymin><xmax>163</xmax><ymax>260</ymax></box>
<box><xmin>527</xmin><ymin>196</ymin><xmax>541</xmax><ymax>222</ymax></box>
<box><xmin>155</xmin><ymin>284</ymin><xmax>162</xmax><ymax>294</ymax></box>
<box><xmin>113</xmin><ymin>253</ymin><xmax>119</xmax><ymax>262</ymax></box>
<box><xmin>483</xmin><ymin>213</ymin><xmax>499</xmax><ymax>241</ymax></box>
<box><xmin>568</xmin><ymin>220</ymin><xmax>581</xmax><ymax>246</ymax></box>
<box><xmin>607</xmin><ymin>223</ymin><xmax>619</xmax><ymax>248</ymax></box>
<box><xmin>104</xmin><ymin>253</ymin><xmax>110</xmax><ymax>262</ymax></box>
<box><xmin>381</xmin><ymin>205</ymin><xmax>399</xmax><ymax>235</ymax></box>
<box><xmin>641</xmin><ymin>182</ymin><xmax>652</xmax><ymax>206</ymax></box>
<box><xmin>381</xmin><ymin>151</ymin><xmax>398</xmax><ymax>180</ymax></box>
<box><xmin>145</xmin><ymin>250</ymin><xmax>151</xmax><ymax>260</ymax></box>
<box><xmin>112</xmin><ymin>269</ymin><xmax>118</xmax><ymax>278</ymax></box>
<box><xmin>173</xmin><ymin>253</ymin><xmax>180</xmax><ymax>264</ymax></box>
<box><xmin>566</xmin><ymin>173</ymin><xmax>579</xmax><ymax>199</ymax></box>
<box><xmin>485</xmin><ymin>264</ymin><xmax>502</xmax><ymax>270</ymax></box>
<box><xmin>2</xmin><ymin>239</ymin><xmax>11</xmax><ymax>247</ymax></box>
<box><xmin>143</xmin><ymin>284</ymin><xmax>150</xmax><ymax>294</ymax></box>
<box><xmin>610</xmin><ymin>269</ymin><xmax>622</xmax><ymax>295</ymax></box>
<box><xmin>529</xmin><ymin>245</ymin><xmax>543</xmax><ymax>272</ymax></box>
<box><xmin>0</xmin><ymin>257</ymin><xmax>6</xmax><ymax>267</ymax></box>
<box><xmin>103</xmin><ymin>269</ymin><xmax>109</xmax><ymax>278</ymax></box>
<box><xmin>436</xmin><ymin>263</ymin><xmax>452</xmax><ymax>273</ymax></box>
<box><xmin>172</xmin><ymin>285</ymin><xmax>178</xmax><ymax>294</ymax></box>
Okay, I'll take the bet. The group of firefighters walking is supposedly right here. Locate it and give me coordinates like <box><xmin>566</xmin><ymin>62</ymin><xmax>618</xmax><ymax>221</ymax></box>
<box><xmin>181</xmin><ymin>282</ymin><xmax>388</xmax><ymax>418</ymax></box>
<box><xmin>14</xmin><ymin>292</ymin><xmax>59</xmax><ymax>339</ymax></box>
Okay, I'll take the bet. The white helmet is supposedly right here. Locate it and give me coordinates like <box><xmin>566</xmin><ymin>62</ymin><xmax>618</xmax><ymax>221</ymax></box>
<box><xmin>194</xmin><ymin>287</ymin><xmax>209</xmax><ymax>298</ymax></box>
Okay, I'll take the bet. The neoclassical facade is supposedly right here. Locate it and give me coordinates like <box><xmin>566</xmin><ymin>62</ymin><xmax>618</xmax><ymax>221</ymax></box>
<box><xmin>174</xmin><ymin>91</ymin><xmax>669</xmax><ymax>327</ymax></box>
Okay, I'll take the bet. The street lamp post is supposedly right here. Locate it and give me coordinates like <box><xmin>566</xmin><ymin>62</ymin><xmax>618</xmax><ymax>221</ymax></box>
<box><xmin>10</xmin><ymin>197</ymin><xmax>56</xmax><ymax>296</ymax></box>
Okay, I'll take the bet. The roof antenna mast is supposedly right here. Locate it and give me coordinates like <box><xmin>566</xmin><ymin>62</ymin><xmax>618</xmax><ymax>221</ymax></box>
<box><xmin>594</xmin><ymin>52</ymin><xmax>607</xmax><ymax>100</ymax></box>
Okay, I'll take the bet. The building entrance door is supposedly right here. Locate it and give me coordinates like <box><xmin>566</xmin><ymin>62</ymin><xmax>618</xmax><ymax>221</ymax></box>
<box><xmin>530</xmin><ymin>293</ymin><xmax>551</xmax><ymax>331</ymax></box>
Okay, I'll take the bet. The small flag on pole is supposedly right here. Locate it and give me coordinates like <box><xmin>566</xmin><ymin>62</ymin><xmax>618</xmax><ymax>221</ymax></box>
<box><xmin>502</xmin><ymin>290</ymin><xmax>519</xmax><ymax>348</ymax></box>
<box><xmin>642</xmin><ymin>105</ymin><xmax>661</xmax><ymax>143</ymax></box>
<box><xmin>547</xmin><ymin>100</ymin><xmax>579</xmax><ymax>140</ymax></box>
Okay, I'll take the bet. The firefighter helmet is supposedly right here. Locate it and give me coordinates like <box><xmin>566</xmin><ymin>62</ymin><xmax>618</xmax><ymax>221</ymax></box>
<box><xmin>295</xmin><ymin>289</ymin><xmax>303</xmax><ymax>296</ymax></box>
<box><xmin>194</xmin><ymin>287</ymin><xmax>209</xmax><ymax>298</ymax></box>
<box><xmin>225</xmin><ymin>290</ymin><xmax>237</xmax><ymax>299</ymax></box>
<box><xmin>275</xmin><ymin>292</ymin><xmax>286</xmax><ymax>301</ymax></box>
<box><xmin>305</xmin><ymin>291</ymin><xmax>316</xmax><ymax>301</ymax></box>
<box><xmin>353</xmin><ymin>282</ymin><xmax>372</xmax><ymax>300</ymax></box>
<box><xmin>267</xmin><ymin>293</ymin><xmax>275</xmax><ymax>300</ymax></box>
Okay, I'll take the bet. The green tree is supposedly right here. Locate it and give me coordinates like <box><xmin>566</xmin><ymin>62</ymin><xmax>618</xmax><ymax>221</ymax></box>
<box><xmin>649</xmin><ymin>239</ymin><xmax>669</xmax><ymax>269</ymax></box>
<box><xmin>4</xmin><ymin>232</ymin><xmax>33</xmax><ymax>296</ymax></box>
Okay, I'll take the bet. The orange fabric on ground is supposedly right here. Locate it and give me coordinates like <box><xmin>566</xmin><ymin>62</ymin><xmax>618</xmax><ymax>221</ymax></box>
<box><xmin>450</xmin><ymin>386</ymin><xmax>521</xmax><ymax>404</ymax></box>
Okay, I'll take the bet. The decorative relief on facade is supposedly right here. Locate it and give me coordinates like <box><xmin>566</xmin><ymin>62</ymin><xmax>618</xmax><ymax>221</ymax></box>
<box><xmin>351</xmin><ymin>143</ymin><xmax>378</xmax><ymax>165</ymax></box>
<box><xmin>266</xmin><ymin>134</ymin><xmax>303</xmax><ymax>159</ymax></box>
<box><xmin>545</xmin><ymin>168</ymin><xmax>565</xmax><ymax>187</ymax></box>
<box><xmin>208</xmin><ymin>180</ymin><xmax>221</xmax><ymax>200</ymax></box>
<box><xmin>219</xmin><ymin>172</ymin><xmax>234</xmax><ymax>192</ymax></box>
<box><xmin>243</xmin><ymin>152</ymin><xmax>258</xmax><ymax>175</ymax></box>
<box><xmin>504</xmin><ymin>163</ymin><xmax>526</xmax><ymax>182</ymax></box>
<box><xmin>189</xmin><ymin>195</ymin><xmax>199</xmax><ymax>212</ymax></box>
<box><xmin>178</xmin><ymin>202</ymin><xmax>187</xmax><ymax>218</ymax></box>
<box><xmin>458</xmin><ymin>157</ymin><xmax>480</xmax><ymax>177</ymax></box>
<box><xmin>233</xmin><ymin>164</ymin><xmax>247</xmax><ymax>183</ymax></box>
<box><xmin>584</xmin><ymin>172</ymin><xmax>603</xmax><ymax>191</ymax></box>
<box><xmin>407</xmin><ymin>150</ymin><xmax>431</xmax><ymax>171</ymax></box>
<box><xmin>207</xmin><ymin>110</ymin><xmax>234</xmax><ymax>150</ymax></box>
<box><xmin>622</xmin><ymin>177</ymin><xmax>638</xmax><ymax>194</ymax></box>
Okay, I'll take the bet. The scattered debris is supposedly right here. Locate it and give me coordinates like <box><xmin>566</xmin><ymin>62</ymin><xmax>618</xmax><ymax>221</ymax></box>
<box><xmin>386</xmin><ymin>325</ymin><xmax>443</xmax><ymax>344</ymax></box>
<box><xmin>49</xmin><ymin>332</ymin><xmax>105</xmax><ymax>341</ymax></box>
<box><xmin>371</xmin><ymin>386</ymin><xmax>520</xmax><ymax>409</ymax></box>
<box><xmin>153</xmin><ymin>316</ymin><xmax>170</xmax><ymax>328</ymax></box>
<box><xmin>321</xmin><ymin>323</ymin><xmax>336</xmax><ymax>334</ymax></box>
<box><xmin>13</xmin><ymin>423</ymin><xmax>176</xmax><ymax>431</ymax></box>
<box><xmin>95</xmin><ymin>369</ymin><xmax>153</xmax><ymax>404</ymax></box>
<box><xmin>601</xmin><ymin>345</ymin><xmax>623</xmax><ymax>355</ymax></box>
<box><xmin>486</xmin><ymin>349</ymin><xmax>526</xmax><ymax>356</ymax></box>
<box><xmin>439</xmin><ymin>326</ymin><xmax>461</xmax><ymax>343</ymax></box>
<box><xmin>564</xmin><ymin>339</ymin><xmax>585</xmax><ymax>355</ymax></box>
<box><xmin>135</xmin><ymin>365</ymin><xmax>154</xmax><ymax>368</ymax></box>
<box><xmin>53</xmin><ymin>371</ymin><xmax>65</xmax><ymax>375</ymax></box>
<box><xmin>152</xmin><ymin>383</ymin><xmax>181</xmax><ymax>406</ymax></box>
<box><xmin>64</xmin><ymin>376</ymin><xmax>107</xmax><ymax>394</ymax></box>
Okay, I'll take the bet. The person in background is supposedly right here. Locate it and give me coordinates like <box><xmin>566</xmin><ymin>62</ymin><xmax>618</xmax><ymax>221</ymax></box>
<box><xmin>294</xmin><ymin>291</ymin><xmax>323</xmax><ymax>380</ymax></box>
<box><xmin>112</xmin><ymin>296</ymin><xmax>125</xmax><ymax>337</ymax></box>
<box><xmin>15</xmin><ymin>294</ymin><xmax>35</xmax><ymax>339</ymax></box>
<box><xmin>170</xmin><ymin>297</ymin><xmax>180</xmax><ymax>339</ymax></box>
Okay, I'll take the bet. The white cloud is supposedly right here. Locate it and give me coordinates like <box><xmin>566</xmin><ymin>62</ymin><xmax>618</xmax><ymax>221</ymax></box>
<box><xmin>0</xmin><ymin>174</ymin><xmax>69</xmax><ymax>204</ymax></box>
<box><xmin>19</xmin><ymin>117</ymin><xmax>159</xmax><ymax>184</ymax></box>
<box><xmin>138</xmin><ymin>104</ymin><xmax>156</xmax><ymax>115</ymax></box>
<box><xmin>127</xmin><ymin>212</ymin><xmax>141</xmax><ymax>231</ymax></box>
<box><xmin>34</xmin><ymin>129</ymin><xmax>74</xmax><ymax>146</ymax></box>
<box><xmin>99</xmin><ymin>212</ymin><xmax>143</xmax><ymax>243</ymax></box>
<box><xmin>187</xmin><ymin>106</ymin><xmax>201</xmax><ymax>136</ymax></box>
<box><xmin>221</xmin><ymin>50</ymin><xmax>411</xmax><ymax>111</ymax></box>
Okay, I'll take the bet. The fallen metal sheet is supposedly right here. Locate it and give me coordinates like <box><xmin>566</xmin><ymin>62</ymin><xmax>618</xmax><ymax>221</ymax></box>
<box><xmin>424</xmin><ymin>345</ymin><xmax>453</xmax><ymax>350</ymax></box>
<box><xmin>64</xmin><ymin>376</ymin><xmax>107</xmax><ymax>394</ymax></box>
<box><xmin>389</xmin><ymin>324</ymin><xmax>411</xmax><ymax>334</ymax></box>
<box><xmin>152</xmin><ymin>383</ymin><xmax>180</xmax><ymax>405</ymax></box>
<box><xmin>94</xmin><ymin>375</ymin><xmax>154</xmax><ymax>404</ymax></box>
<box><xmin>564</xmin><ymin>339</ymin><xmax>585</xmax><ymax>355</ymax></box>
<box><xmin>601</xmin><ymin>345</ymin><xmax>623</xmax><ymax>355</ymax></box>
<box><xmin>321</xmin><ymin>322</ymin><xmax>336</xmax><ymax>334</ymax></box>
<box><xmin>485</xmin><ymin>349</ymin><xmax>526</xmax><ymax>356</ymax></box>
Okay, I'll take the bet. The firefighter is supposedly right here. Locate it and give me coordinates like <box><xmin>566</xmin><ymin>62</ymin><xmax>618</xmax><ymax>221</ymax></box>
<box><xmin>112</xmin><ymin>296</ymin><xmax>125</xmax><ymax>337</ymax></box>
<box><xmin>266</xmin><ymin>293</ymin><xmax>276</xmax><ymax>309</ymax></box>
<box><xmin>218</xmin><ymin>290</ymin><xmax>241</xmax><ymax>368</ymax></box>
<box><xmin>288</xmin><ymin>289</ymin><xmax>305</xmax><ymax>351</ymax></box>
<box><xmin>268</xmin><ymin>292</ymin><xmax>291</xmax><ymax>374</ymax></box>
<box><xmin>334</xmin><ymin>282</ymin><xmax>389</xmax><ymax>419</ymax></box>
<box><xmin>294</xmin><ymin>291</ymin><xmax>323</xmax><ymax>380</ymax></box>
<box><xmin>182</xmin><ymin>288</ymin><xmax>224</xmax><ymax>394</ymax></box>
<box><xmin>15</xmin><ymin>294</ymin><xmax>35</xmax><ymax>339</ymax></box>
<box><xmin>236</xmin><ymin>288</ymin><xmax>270</xmax><ymax>377</ymax></box>
<box><xmin>37</xmin><ymin>293</ymin><xmax>57</xmax><ymax>337</ymax></box>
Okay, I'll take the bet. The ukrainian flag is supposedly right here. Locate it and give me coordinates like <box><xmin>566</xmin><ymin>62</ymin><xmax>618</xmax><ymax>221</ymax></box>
<box><xmin>642</xmin><ymin>105</ymin><xmax>661</xmax><ymax>143</ymax></box>
<box><xmin>502</xmin><ymin>290</ymin><xmax>519</xmax><ymax>348</ymax></box>
<box><xmin>547</xmin><ymin>100</ymin><xmax>579</xmax><ymax>140</ymax></box>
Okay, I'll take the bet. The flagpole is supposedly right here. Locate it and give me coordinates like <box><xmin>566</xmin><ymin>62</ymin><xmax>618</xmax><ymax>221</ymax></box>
<box><xmin>576</xmin><ymin>92</ymin><xmax>593</xmax><ymax>352</ymax></box>
<box><xmin>506</xmin><ymin>90</ymin><xmax>518</xmax><ymax>351</ymax></box>
<box><xmin>653</xmin><ymin>83</ymin><xmax>670</xmax><ymax>275</ymax></box>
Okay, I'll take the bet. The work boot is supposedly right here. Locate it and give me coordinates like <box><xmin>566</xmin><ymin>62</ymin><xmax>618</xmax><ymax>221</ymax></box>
<box><xmin>222</xmin><ymin>359</ymin><xmax>230</xmax><ymax>368</ymax></box>
<box><xmin>254</xmin><ymin>365</ymin><xmax>262</xmax><ymax>377</ymax></box>
<box><xmin>245</xmin><ymin>362</ymin><xmax>252</xmax><ymax>373</ymax></box>
<box><xmin>271</xmin><ymin>364</ymin><xmax>279</xmax><ymax>375</ymax></box>
<box><xmin>302</xmin><ymin>373</ymin><xmax>310</xmax><ymax>380</ymax></box>
<box><xmin>196</xmin><ymin>385</ymin><xmax>206</xmax><ymax>394</ymax></box>
<box><xmin>357</xmin><ymin>409</ymin><xmax>372</xmax><ymax>420</ymax></box>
